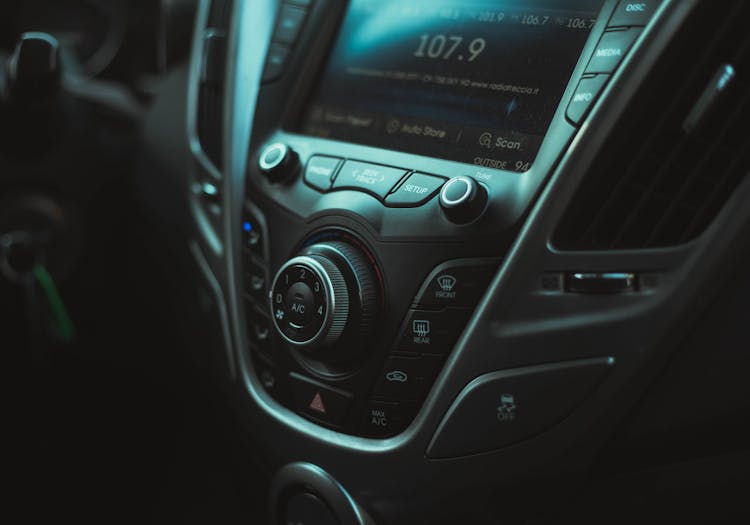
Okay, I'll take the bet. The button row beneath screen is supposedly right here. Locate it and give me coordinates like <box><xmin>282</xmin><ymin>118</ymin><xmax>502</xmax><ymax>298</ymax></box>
<box><xmin>303</xmin><ymin>155</ymin><xmax>447</xmax><ymax>207</ymax></box>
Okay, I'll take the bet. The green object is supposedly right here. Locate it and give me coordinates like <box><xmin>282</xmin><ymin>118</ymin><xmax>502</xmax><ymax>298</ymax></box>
<box><xmin>33</xmin><ymin>265</ymin><xmax>75</xmax><ymax>342</ymax></box>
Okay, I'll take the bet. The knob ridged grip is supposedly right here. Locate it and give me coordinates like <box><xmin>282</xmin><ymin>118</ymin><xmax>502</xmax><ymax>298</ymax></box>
<box><xmin>308</xmin><ymin>254</ymin><xmax>349</xmax><ymax>347</ymax></box>
<box><xmin>319</xmin><ymin>241</ymin><xmax>378</xmax><ymax>339</ymax></box>
<box><xmin>269</xmin><ymin>255</ymin><xmax>349</xmax><ymax>349</ymax></box>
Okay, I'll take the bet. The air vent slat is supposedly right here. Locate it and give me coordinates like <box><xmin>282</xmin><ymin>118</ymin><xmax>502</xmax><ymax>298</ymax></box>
<box><xmin>574</xmin><ymin>21</ymin><xmax>729</xmax><ymax>248</ymax></box>
<box><xmin>644</xmin><ymin>83</ymin><xmax>750</xmax><ymax>246</ymax></box>
<box><xmin>555</xmin><ymin>0</ymin><xmax>750</xmax><ymax>250</ymax></box>
<box><xmin>681</xmin><ymin>135</ymin><xmax>750</xmax><ymax>243</ymax></box>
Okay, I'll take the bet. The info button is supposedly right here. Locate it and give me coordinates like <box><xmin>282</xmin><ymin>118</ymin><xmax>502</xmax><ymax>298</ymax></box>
<box><xmin>333</xmin><ymin>161</ymin><xmax>408</xmax><ymax>200</ymax></box>
<box><xmin>386</xmin><ymin>173</ymin><xmax>446</xmax><ymax>207</ymax></box>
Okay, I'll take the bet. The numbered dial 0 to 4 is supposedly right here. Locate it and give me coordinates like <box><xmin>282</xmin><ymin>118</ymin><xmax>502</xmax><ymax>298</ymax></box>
<box><xmin>269</xmin><ymin>256</ymin><xmax>349</xmax><ymax>349</ymax></box>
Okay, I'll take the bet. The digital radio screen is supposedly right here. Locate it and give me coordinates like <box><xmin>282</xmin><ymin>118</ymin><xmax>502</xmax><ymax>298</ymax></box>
<box><xmin>298</xmin><ymin>0</ymin><xmax>603</xmax><ymax>172</ymax></box>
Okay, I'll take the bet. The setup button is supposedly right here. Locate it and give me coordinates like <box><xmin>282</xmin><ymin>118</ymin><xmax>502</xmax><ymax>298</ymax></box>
<box><xmin>385</xmin><ymin>172</ymin><xmax>446</xmax><ymax>207</ymax></box>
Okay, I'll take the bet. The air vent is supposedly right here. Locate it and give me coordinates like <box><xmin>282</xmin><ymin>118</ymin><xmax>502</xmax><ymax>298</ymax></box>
<box><xmin>554</xmin><ymin>1</ymin><xmax>750</xmax><ymax>250</ymax></box>
<box><xmin>197</xmin><ymin>0</ymin><xmax>233</xmax><ymax>170</ymax></box>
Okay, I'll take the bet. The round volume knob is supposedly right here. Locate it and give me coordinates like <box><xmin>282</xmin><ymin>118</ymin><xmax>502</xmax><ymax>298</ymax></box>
<box><xmin>439</xmin><ymin>176</ymin><xmax>488</xmax><ymax>224</ymax></box>
<box><xmin>258</xmin><ymin>142</ymin><xmax>300</xmax><ymax>183</ymax></box>
<box><xmin>270</xmin><ymin>255</ymin><xmax>349</xmax><ymax>348</ymax></box>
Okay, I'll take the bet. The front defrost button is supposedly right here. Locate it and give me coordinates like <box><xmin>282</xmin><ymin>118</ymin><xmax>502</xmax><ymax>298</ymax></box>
<box><xmin>414</xmin><ymin>259</ymin><xmax>498</xmax><ymax>307</ymax></box>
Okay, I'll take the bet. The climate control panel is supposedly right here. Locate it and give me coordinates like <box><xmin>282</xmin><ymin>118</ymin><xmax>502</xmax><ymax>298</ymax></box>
<box><xmin>241</xmin><ymin>203</ymin><xmax>499</xmax><ymax>438</ymax></box>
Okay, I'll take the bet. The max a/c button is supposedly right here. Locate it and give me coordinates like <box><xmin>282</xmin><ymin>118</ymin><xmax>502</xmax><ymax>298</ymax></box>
<box><xmin>361</xmin><ymin>400</ymin><xmax>418</xmax><ymax>438</ymax></box>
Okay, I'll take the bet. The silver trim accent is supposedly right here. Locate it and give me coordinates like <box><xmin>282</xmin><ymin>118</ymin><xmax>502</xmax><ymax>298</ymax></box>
<box><xmin>269</xmin><ymin>255</ymin><xmax>339</xmax><ymax>348</ymax></box>
<box><xmin>258</xmin><ymin>142</ymin><xmax>289</xmax><ymax>173</ymax></box>
<box><xmin>440</xmin><ymin>176</ymin><xmax>474</xmax><ymax>207</ymax></box>
<box><xmin>269</xmin><ymin>462</ymin><xmax>375</xmax><ymax>525</ymax></box>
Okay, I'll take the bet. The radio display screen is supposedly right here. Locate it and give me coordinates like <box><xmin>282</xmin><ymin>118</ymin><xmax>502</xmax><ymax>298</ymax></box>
<box><xmin>298</xmin><ymin>0</ymin><xmax>603</xmax><ymax>172</ymax></box>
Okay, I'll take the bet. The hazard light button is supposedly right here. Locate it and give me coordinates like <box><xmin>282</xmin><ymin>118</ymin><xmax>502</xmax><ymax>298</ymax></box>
<box><xmin>289</xmin><ymin>372</ymin><xmax>353</xmax><ymax>427</ymax></box>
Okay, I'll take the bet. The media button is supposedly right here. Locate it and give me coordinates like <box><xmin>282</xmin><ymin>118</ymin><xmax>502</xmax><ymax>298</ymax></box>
<box><xmin>333</xmin><ymin>161</ymin><xmax>408</xmax><ymax>200</ymax></box>
<box><xmin>385</xmin><ymin>172</ymin><xmax>446</xmax><ymax>207</ymax></box>
<box><xmin>585</xmin><ymin>28</ymin><xmax>642</xmax><ymax>74</ymax></box>
<box><xmin>304</xmin><ymin>155</ymin><xmax>342</xmax><ymax>192</ymax></box>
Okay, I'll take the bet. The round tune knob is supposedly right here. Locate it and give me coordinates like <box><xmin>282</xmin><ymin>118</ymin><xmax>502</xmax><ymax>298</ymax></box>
<box><xmin>258</xmin><ymin>142</ymin><xmax>300</xmax><ymax>183</ymax></box>
<box><xmin>439</xmin><ymin>176</ymin><xmax>488</xmax><ymax>224</ymax></box>
<box><xmin>269</xmin><ymin>241</ymin><xmax>379</xmax><ymax>357</ymax></box>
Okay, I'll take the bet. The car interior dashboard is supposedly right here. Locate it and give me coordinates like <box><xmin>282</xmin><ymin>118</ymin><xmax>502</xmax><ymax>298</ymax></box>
<box><xmin>2</xmin><ymin>1</ymin><xmax>749</xmax><ymax>524</ymax></box>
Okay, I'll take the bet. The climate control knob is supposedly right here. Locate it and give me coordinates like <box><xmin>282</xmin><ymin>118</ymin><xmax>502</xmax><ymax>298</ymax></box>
<box><xmin>269</xmin><ymin>241</ymin><xmax>379</xmax><ymax>358</ymax></box>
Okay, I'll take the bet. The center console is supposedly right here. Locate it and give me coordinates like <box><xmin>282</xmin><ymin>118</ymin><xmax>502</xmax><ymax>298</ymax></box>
<box><xmin>183</xmin><ymin>0</ymin><xmax>750</xmax><ymax>522</ymax></box>
<box><xmin>238</xmin><ymin>0</ymin><xmax>644</xmax><ymax>439</ymax></box>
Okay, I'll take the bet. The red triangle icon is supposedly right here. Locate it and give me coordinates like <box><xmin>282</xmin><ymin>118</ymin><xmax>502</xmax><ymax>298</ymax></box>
<box><xmin>309</xmin><ymin>392</ymin><xmax>327</xmax><ymax>414</ymax></box>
